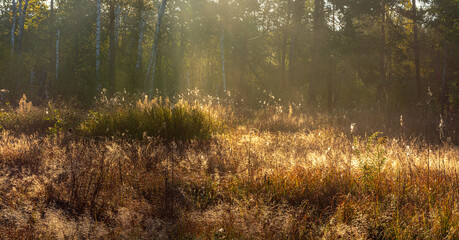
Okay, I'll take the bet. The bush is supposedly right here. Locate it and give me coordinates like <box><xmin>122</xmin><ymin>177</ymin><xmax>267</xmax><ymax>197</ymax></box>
<box><xmin>0</xmin><ymin>95</ymin><xmax>82</xmax><ymax>135</ymax></box>
<box><xmin>80</xmin><ymin>97</ymin><xmax>223</xmax><ymax>141</ymax></box>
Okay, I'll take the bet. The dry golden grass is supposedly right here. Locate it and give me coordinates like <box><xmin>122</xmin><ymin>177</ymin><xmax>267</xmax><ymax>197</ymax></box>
<box><xmin>0</xmin><ymin>99</ymin><xmax>458</xmax><ymax>239</ymax></box>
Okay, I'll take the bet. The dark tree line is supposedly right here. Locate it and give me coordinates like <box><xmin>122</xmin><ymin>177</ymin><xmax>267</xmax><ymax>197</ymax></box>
<box><xmin>0</xmin><ymin>0</ymin><xmax>457</xmax><ymax>112</ymax></box>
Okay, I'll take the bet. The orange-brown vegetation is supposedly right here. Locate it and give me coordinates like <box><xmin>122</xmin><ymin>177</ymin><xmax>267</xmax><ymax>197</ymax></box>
<box><xmin>0</xmin><ymin>94</ymin><xmax>458</xmax><ymax>239</ymax></box>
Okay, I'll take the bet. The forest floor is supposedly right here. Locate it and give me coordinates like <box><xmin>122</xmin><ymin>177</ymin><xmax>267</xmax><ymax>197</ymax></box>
<box><xmin>0</xmin><ymin>94</ymin><xmax>458</xmax><ymax>239</ymax></box>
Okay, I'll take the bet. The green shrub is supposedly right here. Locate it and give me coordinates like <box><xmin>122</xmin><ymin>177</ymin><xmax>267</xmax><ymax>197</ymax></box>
<box><xmin>80</xmin><ymin>98</ymin><xmax>223</xmax><ymax>141</ymax></box>
<box><xmin>0</xmin><ymin>108</ymin><xmax>63</xmax><ymax>135</ymax></box>
<box><xmin>0</xmin><ymin>101</ymin><xmax>82</xmax><ymax>135</ymax></box>
<box><xmin>354</xmin><ymin>132</ymin><xmax>388</xmax><ymax>197</ymax></box>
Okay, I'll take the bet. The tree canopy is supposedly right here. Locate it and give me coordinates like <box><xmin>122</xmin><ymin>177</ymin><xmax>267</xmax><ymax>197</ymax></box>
<box><xmin>0</xmin><ymin>0</ymin><xmax>458</xmax><ymax>111</ymax></box>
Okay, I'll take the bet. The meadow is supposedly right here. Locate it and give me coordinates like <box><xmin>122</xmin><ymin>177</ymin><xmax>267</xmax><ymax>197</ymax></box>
<box><xmin>0</xmin><ymin>92</ymin><xmax>458</xmax><ymax>239</ymax></box>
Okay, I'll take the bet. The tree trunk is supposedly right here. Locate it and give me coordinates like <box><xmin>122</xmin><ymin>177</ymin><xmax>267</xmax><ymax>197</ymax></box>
<box><xmin>379</xmin><ymin>0</ymin><xmax>386</xmax><ymax>103</ymax></box>
<box><xmin>50</xmin><ymin>0</ymin><xmax>54</xmax><ymax>59</ymax></box>
<box><xmin>73</xmin><ymin>0</ymin><xmax>81</xmax><ymax>85</ymax></box>
<box><xmin>115</xmin><ymin>5</ymin><xmax>120</xmax><ymax>45</ymax></box>
<box><xmin>50</xmin><ymin>0</ymin><xmax>54</xmax><ymax>18</ymax></box>
<box><xmin>134</xmin><ymin>3</ymin><xmax>145</xmax><ymax>91</ymax></box>
<box><xmin>30</xmin><ymin>67</ymin><xmax>34</xmax><ymax>88</ymax></box>
<box><xmin>281</xmin><ymin>0</ymin><xmax>291</xmax><ymax>87</ymax></box>
<box><xmin>16</xmin><ymin>0</ymin><xmax>29</xmax><ymax>53</ymax></box>
<box><xmin>412</xmin><ymin>0</ymin><xmax>421</xmax><ymax>101</ymax></box>
<box><xmin>309</xmin><ymin>0</ymin><xmax>324</xmax><ymax>104</ymax></box>
<box><xmin>56</xmin><ymin>28</ymin><xmax>60</xmax><ymax>80</ymax></box>
<box><xmin>289</xmin><ymin>0</ymin><xmax>304</xmax><ymax>87</ymax></box>
<box><xmin>441</xmin><ymin>37</ymin><xmax>448</xmax><ymax>111</ymax></box>
<box><xmin>178</xmin><ymin>22</ymin><xmax>185</xmax><ymax>92</ymax></box>
<box><xmin>327</xmin><ymin>4</ymin><xmax>336</xmax><ymax>112</ymax></box>
<box><xmin>11</xmin><ymin>0</ymin><xmax>16</xmax><ymax>54</ymax></box>
<box><xmin>238</xmin><ymin>32</ymin><xmax>248</xmax><ymax>92</ymax></box>
<box><xmin>96</xmin><ymin>0</ymin><xmax>101</xmax><ymax>89</ymax></box>
<box><xmin>109</xmin><ymin>1</ymin><xmax>117</xmax><ymax>94</ymax></box>
<box><xmin>146</xmin><ymin>0</ymin><xmax>167</xmax><ymax>94</ymax></box>
<box><xmin>135</xmin><ymin>3</ymin><xmax>145</xmax><ymax>72</ymax></box>
<box><xmin>47</xmin><ymin>0</ymin><xmax>54</xmax><ymax>92</ymax></box>
<box><xmin>17</xmin><ymin>0</ymin><xmax>22</xmax><ymax>19</ymax></box>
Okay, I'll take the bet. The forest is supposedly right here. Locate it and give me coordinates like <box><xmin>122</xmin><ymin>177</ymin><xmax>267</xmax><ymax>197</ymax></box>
<box><xmin>0</xmin><ymin>0</ymin><xmax>456</xmax><ymax>110</ymax></box>
<box><xmin>0</xmin><ymin>0</ymin><xmax>458</xmax><ymax>239</ymax></box>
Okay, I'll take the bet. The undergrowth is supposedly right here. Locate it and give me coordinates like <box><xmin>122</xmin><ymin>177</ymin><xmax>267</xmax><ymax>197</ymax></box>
<box><xmin>80</xmin><ymin>96</ymin><xmax>223</xmax><ymax>141</ymax></box>
<box><xmin>0</xmin><ymin>93</ymin><xmax>458</xmax><ymax>239</ymax></box>
<box><xmin>0</xmin><ymin>94</ymin><xmax>81</xmax><ymax>135</ymax></box>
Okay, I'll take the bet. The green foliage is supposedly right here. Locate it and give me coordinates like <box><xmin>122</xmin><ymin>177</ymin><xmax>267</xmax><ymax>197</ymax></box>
<box><xmin>0</xmin><ymin>96</ymin><xmax>81</xmax><ymax>135</ymax></box>
<box><xmin>0</xmin><ymin>109</ymin><xmax>56</xmax><ymax>135</ymax></box>
<box><xmin>1</xmin><ymin>105</ymin><xmax>459</xmax><ymax>238</ymax></box>
<box><xmin>354</xmin><ymin>132</ymin><xmax>388</xmax><ymax>196</ymax></box>
<box><xmin>188</xmin><ymin>178</ymin><xmax>220</xmax><ymax>210</ymax></box>
<box><xmin>44</xmin><ymin>108</ymin><xmax>64</xmax><ymax>136</ymax></box>
<box><xmin>80</xmin><ymin>99</ymin><xmax>223</xmax><ymax>141</ymax></box>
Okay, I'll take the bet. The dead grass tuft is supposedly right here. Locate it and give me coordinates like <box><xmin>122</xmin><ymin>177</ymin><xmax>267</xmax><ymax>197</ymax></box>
<box><xmin>0</xmin><ymin>99</ymin><xmax>458</xmax><ymax>239</ymax></box>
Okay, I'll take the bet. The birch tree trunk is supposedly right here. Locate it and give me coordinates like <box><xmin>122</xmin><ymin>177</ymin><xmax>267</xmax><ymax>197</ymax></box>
<box><xmin>131</xmin><ymin>0</ymin><xmax>145</xmax><ymax>90</ymax></box>
<box><xmin>146</xmin><ymin>0</ymin><xmax>167</xmax><ymax>93</ymax></box>
<box><xmin>11</xmin><ymin>0</ymin><xmax>16</xmax><ymax>54</ymax></box>
<box><xmin>17</xmin><ymin>0</ymin><xmax>29</xmax><ymax>53</ymax></box>
<box><xmin>96</xmin><ymin>0</ymin><xmax>101</xmax><ymax>89</ymax></box>
<box><xmin>17</xmin><ymin>0</ymin><xmax>22</xmax><ymax>15</ymax></box>
<box><xmin>17</xmin><ymin>0</ymin><xmax>22</xmax><ymax>24</ymax></box>
<box><xmin>412</xmin><ymin>0</ymin><xmax>421</xmax><ymax>100</ymax></box>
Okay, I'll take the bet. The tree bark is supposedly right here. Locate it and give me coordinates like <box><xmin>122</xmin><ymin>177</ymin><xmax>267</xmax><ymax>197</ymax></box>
<box><xmin>50</xmin><ymin>0</ymin><xmax>54</xmax><ymax>71</ymax></box>
<box><xmin>56</xmin><ymin>28</ymin><xmax>60</xmax><ymax>80</ymax></box>
<box><xmin>108</xmin><ymin>1</ymin><xmax>117</xmax><ymax>94</ymax></box>
<box><xmin>281</xmin><ymin>0</ymin><xmax>291</xmax><ymax>87</ymax></box>
<box><xmin>146</xmin><ymin>0</ymin><xmax>167</xmax><ymax>94</ymax></box>
<box><xmin>309</xmin><ymin>0</ymin><xmax>324</xmax><ymax>104</ymax></box>
<box><xmin>16</xmin><ymin>0</ymin><xmax>29</xmax><ymax>53</ymax></box>
<box><xmin>11</xmin><ymin>0</ymin><xmax>16</xmax><ymax>54</ymax></box>
<box><xmin>17</xmin><ymin>0</ymin><xmax>22</xmax><ymax>30</ymax></box>
<box><xmin>289</xmin><ymin>0</ymin><xmax>304</xmax><ymax>87</ymax></box>
<box><xmin>135</xmin><ymin>2</ymin><xmax>145</xmax><ymax>72</ymax></box>
<box><xmin>96</xmin><ymin>0</ymin><xmax>101</xmax><ymax>89</ymax></box>
<box><xmin>441</xmin><ymin>37</ymin><xmax>448</xmax><ymax>111</ymax></box>
<box><xmin>412</xmin><ymin>0</ymin><xmax>421</xmax><ymax>101</ymax></box>
<box><xmin>73</xmin><ymin>0</ymin><xmax>81</xmax><ymax>85</ymax></box>
<box><xmin>115</xmin><ymin>5</ymin><xmax>120</xmax><ymax>45</ymax></box>
<box><xmin>327</xmin><ymin>4</ymin><xmax>336</xmax><ymax>112</ymax></box>
<box><xmin>47</xmin><ymin>0</ymin><xmax>54</xmax><ymax>92</ymax></box>
<box><xmin>379</xmin><ymin>0</ymin><xmax>386</xmax><ymax>103</ymax></box>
